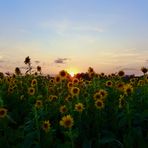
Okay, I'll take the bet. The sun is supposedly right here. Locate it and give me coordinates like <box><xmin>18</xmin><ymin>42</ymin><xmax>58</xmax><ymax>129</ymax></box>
<box><xmin>66</xmin><ymin>68</ymin><xmax>79</xmax><ymax>77</ymax></box>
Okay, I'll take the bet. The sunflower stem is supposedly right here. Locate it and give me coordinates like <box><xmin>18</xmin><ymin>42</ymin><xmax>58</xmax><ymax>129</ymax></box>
<box><xmin>69</xmin><ymin>128</ymin><xmax>74</xmax><ymax>148</ymax></box>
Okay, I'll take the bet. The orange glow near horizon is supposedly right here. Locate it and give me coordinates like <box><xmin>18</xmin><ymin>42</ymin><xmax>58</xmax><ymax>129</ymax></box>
<box><xmin>66</xmin><ymin>68</ymin><xmax>79</xmax><ymax>77</ymax></box>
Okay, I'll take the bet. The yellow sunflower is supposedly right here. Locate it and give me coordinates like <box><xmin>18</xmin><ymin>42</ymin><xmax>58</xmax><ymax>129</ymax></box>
<box><xmin>75</xmin><ymin>103</ymin><xmax>84</xmax><ymax>112</ymax></box>
<box><xmin>65</xmin><ymin>95</ymin><xmax>73</xmax><ymax>102</ymax></box>
<box><xmin>70</xmin><ymin>87</ymin><xmax>80</xmax><ymax>96</ymax></box>
<box><xmin>59</xmin><ymin>105</ymin><xmax>68</xmax><ymax>114</ymax></box>
<box><xmin>72</xmin><ymin>78</ymin><xmax>79</xmax><ymax>85</ymax></box>
<box><xmin>55</xmin><ymin>75</ymin><xmax>61</xmax><ymax>83</ymax></box>
<box><xmin>105</xmin><ymin>80</ymin><xmax>113</xmax><ymax>87</ymax></box>
<box><xmin>93</xmin><ymin>92</ymin><xmax>102</xmax><ymax>100</ymax></box>
<box><xmin>59</xmin><ymin>115</ymin><xmax>74</xmax><ymax>128</ymax></box>
<box><xmin>28</xmin><ymin>87</ymin><xmax>35</xmax><ymax>95</ymax></box>
<box><xmin>31</xmin><ymin>79</ymin><xmax>37</xmax><ymax>87</ymax></box>
<box><xmin>67</xmin><ymin>82</ymin><xmax>73</xmax><ymax>88</ymax></box>
<box><xmin>42</xmin><ymin>120</ymin><xmax>51</xmax><ymax>132</ymax></box>
<box><xmin>48</xmin><ymin>95</ymin><xmax>58</xmax><ymax>102</ymax></box>
<box><xmin>35</xmin><ymin>100</ymin><xmax>43</xmax><ymax>109</ymax></box>
<box><xmin>124</xmin><ymin>84</ymin><xmax>133</xmax><ymax>95</ymax></box>
<box><xmin>95</xmin><ymin>99</ymin><xmax>104</xmax><ymax>109</ymax></box>
<box><xmin>59</xmin><ymin>70</ymin><xmax>67</xmax><ymax>79</ymax></box>
<box><xmin>99</xmin><ymin>89</ymin><xmax>108</xmax><ymax>99</ymax></box>
<box><xmin>0</xmin><ymin>107</ymin><xmax>7</xmax><ymax>118</ymax></box>
<box><xmin>116</xmin><ymin>82</ymin><xmax>124</xmax><ymax>91</ymax></box>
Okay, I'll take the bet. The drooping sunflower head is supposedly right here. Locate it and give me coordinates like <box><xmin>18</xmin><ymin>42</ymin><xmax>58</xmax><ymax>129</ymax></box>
<box><xmin>141</xmin><ymin>67</ymin><xmax>147</xmax><ymax>74</ymax></box>
<box><xmin>37</xmin><ymin>66</ymin><xmax>41</xmax><ymax>72</ymax></box>
<box><xmin>15</xmin><ymin>67</ymin><xmax>21</xmax><ymax>75</ymax></box>
<box><xmin>88</xmin><ymin>67</ymin><xmax>94</xmax><ymax>73</ymax></box>
<box><xmin>24</xmin><ymin>56</ymin><xmax>31</xmax><ymax>64</ymax></box>
<box><xmin>95</xmin><ymin>99</ymin><xmax>104</xmax><ymax>110</ymax></box>
<box><xmin>42</xmin><ymin>120</ymin><xmax>51</xmax><ymax>132</ymax></box>
<box><xmin>75</xmin><ymin>103</ymin><xmax>84</xmax><ymax>112</ymax></box>
<box><xmin>59</xmin><ymin>115</ymin><xmax>74</xmax><ymax>128</ymax></box>
<box><xmin>0</xmin><ymin>107</ymin><xmax>7</xmax><ymax>118</ymax></box>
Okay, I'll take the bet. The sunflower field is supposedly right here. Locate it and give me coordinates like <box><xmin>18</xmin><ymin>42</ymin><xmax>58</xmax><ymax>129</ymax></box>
<box><xmin>0</xmin><ymin>57</ymin><xmax>148</xmax><ymax>148</ymax></box>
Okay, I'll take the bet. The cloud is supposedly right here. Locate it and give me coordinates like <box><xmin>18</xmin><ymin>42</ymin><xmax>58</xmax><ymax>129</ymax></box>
<box><xmin>40</xmin><ymin>20</ymin><xmax>104</xmax><ymax>35</ymax></box>
<box><xmin>34</xmin><ymin>60</ymin><xmax>40</xmax><ymax>64</ymax></box>
<box><xmin>54</xmin><ymin>58</ymin><xmax>70</xmax><ymax>64</ymax></box>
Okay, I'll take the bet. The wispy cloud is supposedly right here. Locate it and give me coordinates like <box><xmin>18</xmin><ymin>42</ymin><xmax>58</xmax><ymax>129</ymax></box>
<box><xmin>40</xmin><ymin>19</ymin><xmax>104</xmax><ymax>35</ymax></box>
<box><xmin>54</xmin><ymin>58</ymin><xmax>70</xmax><ymax>64</ymax></box>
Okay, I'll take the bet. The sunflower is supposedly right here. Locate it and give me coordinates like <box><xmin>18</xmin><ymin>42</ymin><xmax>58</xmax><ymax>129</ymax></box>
<box><xmin>116</xmin><ymin>82</ymin><xmax>124</xmax><ymax>91</ymax></box>
<box><xmin>119</xmin><ymin>95</ymin><xmax>126</xmax><ymax>108</ymax></box>
<box><xmin>75</xmin><ymin>103</ymin><xmax>84</xmax><ymax>112</ymax></box>
<box><xmin>67</xmin><ymin>82</ymin><xmax>73</xmax><ymax>88</ymax></box>
<box><xmin>31</xmin><ymin>79</ymin><xmax>37</xmax><ymax>87</ymax></box>
<box><xmin>49</xmin><ymin>78</ymin><xmax>55</xmax><ymax>84</ymax></box>
<box><xmin>72</xmin><ymin>78</ymin><xmax>79</xmax><ymax>85</ymax></box>
<box><xmin>93</xmin><ymin>92</ymin><xmax>102</xmax><ymax>100</ymax></box>
<box><xmin>8</xmin><ymin>87</ymin><xmax>14</xmax><ymax>94</ymax></box>
<box><xmin>99</xmin><ymin>89</ymin><xmax>108</xmax><ymax>99</ymax></box>
<box><xmin>48</xmin><ymin>95</ymin><xmax>58</xmax><ymax>102</ymax></box>
<box><xmin>65</xmin><ymin>95</ymin><xmax>73</xmax><ymax>102</ymax></box>
<box><xmin>141</xmin><ymin>67</ymin><xmax>147</xmax><ymax>74</ymax></box>
<box><xmin>37</xmin><ymin>66</ymin><xmax>41</xmax><ymax>72</ymax></box>
<box><xmin>59</xmin><ymin>115</ymin><xmax>74</xmax><ymax>128</ymax></box>
<box><xmin>35</xmin><ymin>100</ymin><xmax>43</xmax><ymax>109</ymax></box>
<box><xmin>105</xmin><ymin>80</ymin><xmax>113</xmax><ymax>87</ymax></box>
<box><xmin>88</xmin><ymin>67</ymin><xmax>94</xmax><ymax>73</ymax></box>
<box><xmin>118</xmin><ymin>70</ymin><xmax>125</xmax><ymax>77</ymax></box>
<box><xmin>137</xmin><ymin>80</ymin><xmax>144</xmax><ymax>86</ymax></box>
<box><xmin>124</xmin><ymin>84</ymin><xmax>133</xmax><ymax>95</ymax></box>
<box><xmin>42</xmin><ymin>120</ymin><xmax>51</xmax><ymax>132</ymax></box>
<box><xmin>60</xmin><ymin>105</ymin><xmax>67</xmax><ymax>114</ymax></box>
<box><xmin>95</xmin><ymin>99</ymin><xmax>104</xmax><ymax>109</ymax></box>
<box><xmin>0</xmin><ymin>108</ymin><xmax>7</xmax><ymax>118</ymax></box>
<box><xmin>70</xmin><ymin>87</ymin><xmax>80</xmax><ymax>96</ymax></box>
<box><xmin>28</xmin><ymin>87</ymin><xmax>35</xmax><ymax>95</ymax></box>
<box><xmin>15</xmin><ymin>67</ymin><xmax>21</xmax><ymax>75</ymax></box>
<box><xmin>24</xmin><ymin>56</ymin><xmax>31</xmax><ymax>64</ymax></box>
<box><xmin>59</xmin><ymin>70</ymin><xmax>67</xmax><ymax>79</ymax></box>
<box><xmin>55</xmin><ymin>75</ymin><xmax>61</xmax><ymax>83</ymax></box>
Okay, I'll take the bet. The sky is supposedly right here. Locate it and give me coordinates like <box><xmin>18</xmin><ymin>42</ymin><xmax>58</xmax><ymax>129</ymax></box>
<box><xmin>0</xmin><ymin>0</ymin><xmax>148</xmax><ymax>75</ymax></box>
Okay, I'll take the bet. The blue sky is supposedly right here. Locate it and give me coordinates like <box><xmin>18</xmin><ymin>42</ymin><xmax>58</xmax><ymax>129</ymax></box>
<box><xmin>0</xmin><ymin>0</ymin><xmax>148</xmax><ymax>75</ymax></box>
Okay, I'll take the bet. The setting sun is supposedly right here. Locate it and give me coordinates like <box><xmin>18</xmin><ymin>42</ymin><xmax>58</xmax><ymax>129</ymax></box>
<box><xmin>66</xmin><ymin>68</ymin><xmax>79</xmax><ymax>77</ymax></box>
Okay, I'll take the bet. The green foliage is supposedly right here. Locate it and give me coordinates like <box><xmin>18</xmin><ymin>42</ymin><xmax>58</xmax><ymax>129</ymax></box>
<box><xmin>0</xmin><ymin>71</ymin><xmax>148</xmax><ymax>148</ymax></box>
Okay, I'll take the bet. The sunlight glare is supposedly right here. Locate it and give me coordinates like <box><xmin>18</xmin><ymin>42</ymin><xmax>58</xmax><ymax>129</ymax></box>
<box><xmin>67</xmin><ymin>68</ymin><xmax>79</xmax><ymax>77</ymax></box>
